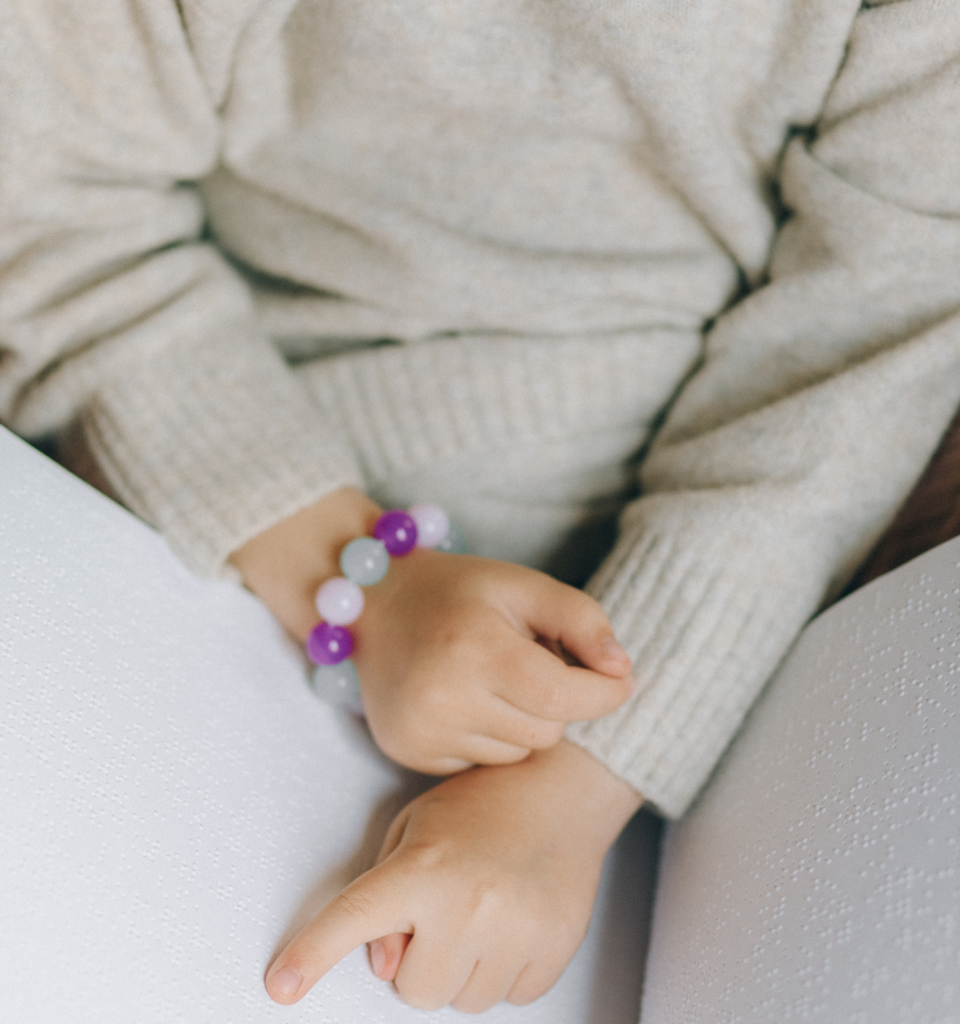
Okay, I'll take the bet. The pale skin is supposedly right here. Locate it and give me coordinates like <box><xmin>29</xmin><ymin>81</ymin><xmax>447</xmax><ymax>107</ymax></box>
<box><xmin>266</xmin><ymin>740</ymin><xmax>643</xmax><ymax>1013</ymax></box>
<box><xmin>230</xmin><ymin>487</ymin><xmax>637</xmax><ymax>774</ymax></box>
<box><xmin>229</xmin><ymin>487</ymin><xmax>643</xmax><ymax>1011</ymax></box>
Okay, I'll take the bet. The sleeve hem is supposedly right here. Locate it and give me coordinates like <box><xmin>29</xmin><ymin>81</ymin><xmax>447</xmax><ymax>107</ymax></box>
<box><xmin>565</xmin><ymin>505</ymin><xmax>828</xmax><ymax>819</ymax></box>
<box><xmin>83</xmin><ymin>328</ymin><xmax>364</xmax><ymax>579</ymax></box>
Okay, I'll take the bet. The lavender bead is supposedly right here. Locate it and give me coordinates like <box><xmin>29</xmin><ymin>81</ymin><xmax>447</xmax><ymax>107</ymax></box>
<box><xmin>311</xmin><ymin>659</ymin><xmax>361</xmax><ymax>706</ymax></box>
<box><xmin>436</xmin><ymin>522</ymin><xmax>467</xmax><ymax>554</ymax></box>
<box><xmin>306</xmin><ymin>622</ymin><xmax>353</xmax><ymax>665</ymax></box>
<box><xmin>409</xmin><ymin>503</ymin><xmax>450</xmax><ymax>549</ymax></box>
<box><xmin>340</xmin><ymin>537</ymin><xmax>389</xmax><ymax>586</ymax></box>
<box><xmin>315</xmin><ymin>576</ymin><xmax>365</xmax><ymax>625</ymax></box>
<box><xmin>373</xmin><ymin>510</ymin><xmax>418</xmax><ymax>556</ymax></box>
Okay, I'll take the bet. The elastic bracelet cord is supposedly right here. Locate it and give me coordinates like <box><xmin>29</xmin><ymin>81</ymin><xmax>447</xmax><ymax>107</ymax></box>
<box><xmin>306</xmin><ymin>504</ymin><xmax>466</xmax><ymax>708</ymax></box>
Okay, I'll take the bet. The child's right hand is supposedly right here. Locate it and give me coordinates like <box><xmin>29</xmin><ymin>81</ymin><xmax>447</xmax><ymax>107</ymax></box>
<box><xmin>231</xmin><ymin>488</ymin><xmax>635</xmax><ymax>774</ymax></box>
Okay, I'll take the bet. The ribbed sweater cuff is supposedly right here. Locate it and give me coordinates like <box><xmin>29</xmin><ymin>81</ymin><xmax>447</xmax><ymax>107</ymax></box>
<box><xmin>566</xmin><ymin>502</ymin><xmax>826</xmax><ymax>819</ymax></box>
<box><xmin>83</xmin><ymin>331</ymin><xmax>363</xmax><ymax>578</ymax></box>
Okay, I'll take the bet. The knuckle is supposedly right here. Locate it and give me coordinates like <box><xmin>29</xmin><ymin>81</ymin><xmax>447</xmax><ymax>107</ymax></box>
<box><xmin>414</xmin><ymin>678</ymin><xmax>455</xmax><ymax>721</ymax></box>
<box><xmin>491</xmin><ymin>644</ymin><xmax>527</xmax><ymax>688</ymax></box>
<box><xmin>508</xmin><ymin>988</ymin><xmax>542</xmax><ymax>1007</ymax></box>
<box><xmin>395</xmin><ymin>979</ymin><xmax>447</xmax><ymax>1012</ymax></box>
<box><xmin>566</xmin><ymin>585</ymin><xmax>600</xmax><ymax>618</ymax></box>
<box><xmin>431</xmin><ymin>615</ymin><xmax>487</xmax><ymax>660</ymax></box>
<box><xmin>551</xmin><ymin>914</ymin><xmax>589</xmax><ymax>954</ymax></box>
<box><xmin>533</xmin><ymin>678</ymin><xmax>569</xmax><ymax>721</ymax></box>
<box><xmin>388</xmin><ymin>842</ymin><xmax>439</xmax><ymax>884</ymax></box>
<box><xmin>451</xmin><ymin>993</ymin><xmax>496</xmax><ymax>1015</ymax></box>
<box><xmin>372</xmin><ymin>712</ymin><xmax>437</xmax><ymax>770</ymax></box>
<box><xmin>464</xmin><ymin>877</ymin><xmax>512</xmax><ymax>924</ymax></box>
<box><xmin>332</xmin><ymin>887</ymin><xmax>376</xmax><ymax>925</ymax></box>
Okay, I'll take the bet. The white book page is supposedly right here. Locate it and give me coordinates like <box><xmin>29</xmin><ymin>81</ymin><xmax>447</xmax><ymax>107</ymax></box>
<box><xmin>0</xmin><ymin>427</ymin><xmax>659</xmax><ymax>1024</ymax></box>
<box><xmin>639</xmin><ymin>523</ymin><xmax>960</xmax><ymax>1021</ymax></box>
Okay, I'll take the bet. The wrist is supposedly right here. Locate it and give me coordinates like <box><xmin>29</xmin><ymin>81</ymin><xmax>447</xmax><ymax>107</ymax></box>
<box><xmin>228</xmin><ymin>487</ymin><xmax>383</xmax><ymax>640</ymax></box>
<box><xmin>539</xmin><ymin>739</ymin><xmax>645</xmax><ymax>846</ymax></box>
<box><xmin>473</xmin><ymin>739</ymin><xmax>644</xmax><ymax>854</ymax></box>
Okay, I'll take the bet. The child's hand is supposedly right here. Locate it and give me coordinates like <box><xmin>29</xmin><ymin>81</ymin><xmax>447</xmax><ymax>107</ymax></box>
<box><xmin>231</xmin><ymin>489</ymin><xmax>635</xmax><ymax>775</ymax></box>
<box><xmin>264</xmin><ymin>740</ymin><xmax>643</xmax><ymax>1012</ymax></box>
<box><xmin>355</xmin><ymin>549</ymin><xmax>634</xmax><ymax>773</ymax></box>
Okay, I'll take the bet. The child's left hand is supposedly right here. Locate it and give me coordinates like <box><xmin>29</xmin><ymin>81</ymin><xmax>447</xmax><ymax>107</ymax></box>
<box><xmin>264</xmin><ymin>740</ymin><xmax>643</xmax><ymax>1013</ymax></box>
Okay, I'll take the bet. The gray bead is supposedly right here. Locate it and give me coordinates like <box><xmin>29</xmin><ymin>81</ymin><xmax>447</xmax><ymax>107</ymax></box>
<box><xmin>436</xmin><ymin>522</ymin><xmax>467</xmax><ymax>553</ymax></box>
<box><xmin>311</xmin><ymin>659</ymin><xmax>361</xmax><ymax>706</ymax></box>
<box><xmin>340</xmin><ymin>537</ymin><xmax>389</xmax><ymax>585</ymax></box>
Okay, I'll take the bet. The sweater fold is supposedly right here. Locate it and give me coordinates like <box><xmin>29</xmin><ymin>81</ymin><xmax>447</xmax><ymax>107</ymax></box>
<box><xmin>6</xmin><ymin>0</ymin><xmax>960</xmax><ymax>820</ymax></box>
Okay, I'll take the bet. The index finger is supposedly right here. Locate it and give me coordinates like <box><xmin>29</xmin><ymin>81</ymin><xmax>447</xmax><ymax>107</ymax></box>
<box><xmin>265</xmin><ymin>865</ymin><xmax>416</xmax><ymax>1004</ymax></box>
<box><xmin>495</xmin><ymin>636</ymin><xmax>635</xmax><ymax>722</ymax></box>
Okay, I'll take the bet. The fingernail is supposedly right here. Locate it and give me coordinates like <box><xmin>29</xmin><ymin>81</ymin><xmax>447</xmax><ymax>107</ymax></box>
<box><xmin>601</xmin><ymin>636</ymin><xmax>630</xmax><ymax>663</ymax></box>
<box><xmin>269</xmin><ymin>965</ymin><xmax>303</xmax><ymax>999</ymax></box>
<box><xmin>369</xmin><ymin>940</ymin><xmax>386</xmax><ymax>979</ymax></box>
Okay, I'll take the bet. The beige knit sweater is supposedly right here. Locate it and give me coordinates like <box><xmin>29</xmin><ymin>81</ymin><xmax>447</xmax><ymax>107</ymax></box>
<box><xmin>3</xmin><ymin>0</ymin><xmax>960</xmax><ymax>818</ymax></box>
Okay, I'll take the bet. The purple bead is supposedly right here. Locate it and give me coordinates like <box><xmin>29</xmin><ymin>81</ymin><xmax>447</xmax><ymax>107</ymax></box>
<box><xmin>306</xmin><ymin>622</ymin><xmax>354</xmax><ymax>666</ymax></box>
<box><xmin>373</xmin><ymin>510</ymin><xmax>418</xmax><ymax>556</ymax></box>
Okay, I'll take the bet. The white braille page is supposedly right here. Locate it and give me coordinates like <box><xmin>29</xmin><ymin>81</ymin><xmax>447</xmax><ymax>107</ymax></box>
<box><xmin>640</xmin><ymin>526</ymin><xmax>960</xmax><ymax>1020</ymax></box>
<box><xmin>0</xmin><ymin>427</ymin><xmax>658</xmax><ymax>1024</ymax></box>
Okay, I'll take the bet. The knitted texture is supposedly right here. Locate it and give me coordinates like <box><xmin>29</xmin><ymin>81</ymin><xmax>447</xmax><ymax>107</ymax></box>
<box><xmin>4</xmin><ymin>0</ymin><xmax>960</xmax><ymax>814</ymax></box>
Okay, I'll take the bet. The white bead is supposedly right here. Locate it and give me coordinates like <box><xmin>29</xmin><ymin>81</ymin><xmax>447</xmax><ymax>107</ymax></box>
<box><xmin>409</xmin><ymin>503</ymin><xmax>450</xmax><ymax>548</ymax></box>
<box><xmin>315</xmin><ymin>576</ymin><xmax>365</xmax><ymax>625</ymax></box>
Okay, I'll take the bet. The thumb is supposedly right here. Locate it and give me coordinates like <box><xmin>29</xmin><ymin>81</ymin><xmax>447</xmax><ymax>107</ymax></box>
<box><xmin>265</xmin><ymin>865</ymin><xmax>415</xmax><ymax>1004</ymax></box>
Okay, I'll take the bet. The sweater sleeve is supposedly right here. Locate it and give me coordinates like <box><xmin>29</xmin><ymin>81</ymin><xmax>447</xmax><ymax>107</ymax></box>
<box><xmin>567</xmin><ymin>0</ymin><xmax>960</xmax><ymax>818</ymax></box>
<box><xmin>0</xmin><ymin>1</ymin><xmax>362</xmax><ymax>577</ymax></box>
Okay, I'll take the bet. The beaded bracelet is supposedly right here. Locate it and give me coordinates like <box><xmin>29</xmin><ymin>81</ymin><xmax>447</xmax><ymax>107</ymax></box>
<box><xmin>306</xmin><ymin>504</ymin><xmax>466</xmax><ymax>707</ymax></box>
